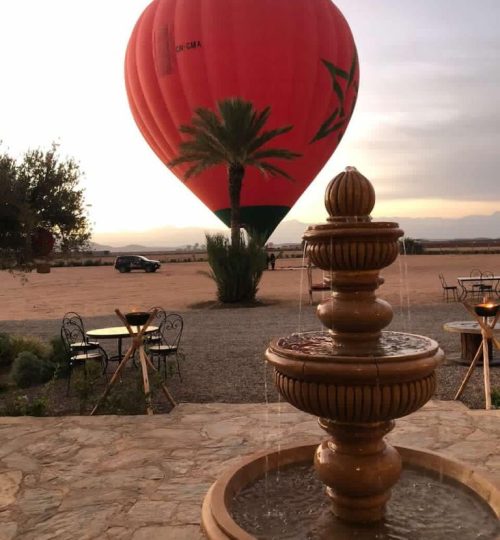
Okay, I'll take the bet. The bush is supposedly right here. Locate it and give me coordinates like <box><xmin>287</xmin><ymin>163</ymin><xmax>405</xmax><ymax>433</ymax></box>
<box><xmin>10</xmin><ymin>351</ymin><xmax>54</xmax><ymax>388</ymax></box>
<box><xmin>10</xmin><ymin>335</ymin><xmax>50</xmax><ymax>361</ymax></box>
<box><xmin>83</xmin><ymin>259</ymin><xmax>101</xmax><ymax>266</ymax></box>
<box><xmin>0</xmin><ymin>333</ymin><xmax>15</xmax><ymax>367</ymax></box>
<box><xmin>48</xmin><ymin>336</ymin><xmax>69</xmax><ymax>377</ymax></box>
<box><xmin>206</xmin><ymin>232</ymin><xmax>267</xmax><ymax>303</ymax></box>
<box><xmin>73</xmin><ymin>362</ymin><xmax>102</xmax><ymax>414</ymax></box>
<box><xmin>492</xmin><ymin>388</ymin><xmax>500</xmax><ymax>409</ymax></box>
<box><xmin>399</xmin><ymin>237</ymin><xmax>423</xmax><ymax>255</ymax></box>
<box><xmin>0</xmin><ymin>393</ymin><xmax>47</xmax><ymax>417</ymax></box>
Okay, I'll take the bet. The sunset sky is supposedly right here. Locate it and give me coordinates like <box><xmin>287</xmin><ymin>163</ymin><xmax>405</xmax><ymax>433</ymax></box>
<box><xmin>0</xmin><ymin>0</ymin><xmax>498</xmax><ymax>243</ymax></box>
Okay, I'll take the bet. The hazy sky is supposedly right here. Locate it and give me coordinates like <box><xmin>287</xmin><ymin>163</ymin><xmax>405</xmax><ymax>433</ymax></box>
<box><xmin>0</xmin><ymin>0</ymin><xmax>498</xmax><ymax>241</ymax></box>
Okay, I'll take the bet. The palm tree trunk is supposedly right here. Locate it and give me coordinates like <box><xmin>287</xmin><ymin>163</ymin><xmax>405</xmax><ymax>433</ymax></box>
<box><xmin>228</xmin><ymin>164</ymin><xmax>245</xmax><ymax>248</ymax></box>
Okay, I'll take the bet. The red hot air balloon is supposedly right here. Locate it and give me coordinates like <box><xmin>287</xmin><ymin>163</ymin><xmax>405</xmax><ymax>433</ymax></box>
<box><xmin>125</xmin><ymin>0</ymin><xmax>359</xmax><ymax>238</ymax></box>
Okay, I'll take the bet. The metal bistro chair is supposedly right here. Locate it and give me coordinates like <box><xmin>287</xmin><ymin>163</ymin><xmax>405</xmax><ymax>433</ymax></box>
<box><xmin>438</xmin><ymin>273</ymin><xmax>458</xmax><ymax>302</ymax></box>
<box><xmin>478</xmin><ymin>270</ymin><xmax>494</xmax><ymax>297</ymax></box>
<box><xmin>61</xmin><ymin>312</ymin><xmax>108</xmax><ymax>395</ymax></box>
<box><xmin>469</xmin><ymin>268</ymin><xmax>484</xmax><ymax>299</ymax></box>
<box><xmin>148</xmin><ymin>313</ymin><xmax>184</xmax><ymax>381</ymax></box>
<box><xmin>144</xmin><ymin>306</ymin><xmax>167</xmax><ymax>346</ymax></box>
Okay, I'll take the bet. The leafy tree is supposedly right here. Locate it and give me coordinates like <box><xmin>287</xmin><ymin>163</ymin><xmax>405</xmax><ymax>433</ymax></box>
<box><xmin>0</xmin><ymin>143</ymin><xmax>91</xmax><ymax>267</ymax></box>
<box><xmin>0</xmin><ymin>153</ymin><xmax>32</xmax><ymax>262</ymax></box>
<box><xmin>17</xmin><ymin>144</ymin><xmax>91</xmax><ymax>252</ymax></box>
<box><xmin>169</xmin><ymin>97</ymin><xmax>300</xmax><ymax>249</ymax></box>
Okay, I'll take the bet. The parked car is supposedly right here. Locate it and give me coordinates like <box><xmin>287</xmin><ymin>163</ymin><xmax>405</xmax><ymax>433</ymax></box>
<box><xmin>114</xmin><ymin>255</ymin><xmax>161</xmax><ymax>273</ymax></box>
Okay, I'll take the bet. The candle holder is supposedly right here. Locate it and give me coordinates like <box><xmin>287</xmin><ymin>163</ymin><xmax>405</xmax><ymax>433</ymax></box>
<box><xmin>474</xmin><ymin>302</ymin><xmax>500</xmax><ymax>319</ymax></box>
<box><xmin>125</xmin><ymin>311</ymin><xmax>150</xmax><ymax>326</ymax></box>
<box><xmin>455</xmin><ymin>300</ymin><xmax>500</xmax><ymax>409</ymax></box>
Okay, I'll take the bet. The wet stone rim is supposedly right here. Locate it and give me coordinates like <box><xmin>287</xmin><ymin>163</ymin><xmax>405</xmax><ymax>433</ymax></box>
<box><xmin>201</xmin><ymin>444</ymin><xmax>500</xmax><ymax>540</ymax></box>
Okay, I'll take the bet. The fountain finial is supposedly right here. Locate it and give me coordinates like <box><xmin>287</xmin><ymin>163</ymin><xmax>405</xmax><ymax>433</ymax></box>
<box><xmin>325</xmin><ymin>167</ymin><xmax>375</xmax><ymax>222</ymax></box>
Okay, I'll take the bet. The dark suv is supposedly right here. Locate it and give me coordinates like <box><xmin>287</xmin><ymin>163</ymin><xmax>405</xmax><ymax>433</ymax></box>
<box><xmin>114</xmin><ymin>255</ymin><xmax>161</xmax><ymax>273</ymax></box>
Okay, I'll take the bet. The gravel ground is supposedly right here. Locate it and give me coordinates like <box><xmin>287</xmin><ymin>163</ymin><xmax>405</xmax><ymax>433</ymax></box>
<box><xmin>1</xmin><ymin>302</ymin><xmax>498</xmax><ymax>410</ymax></box>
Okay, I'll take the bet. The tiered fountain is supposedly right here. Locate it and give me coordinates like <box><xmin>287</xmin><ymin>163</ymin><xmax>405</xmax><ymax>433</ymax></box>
<box><xmin>202</xmin><ymin>168</ymin><xmax>500</xmax><ymax>539</ymax></box>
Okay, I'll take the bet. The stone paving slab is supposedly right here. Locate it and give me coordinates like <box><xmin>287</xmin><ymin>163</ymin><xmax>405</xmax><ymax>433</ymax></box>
<box><xmin>0</xmin><ymin>400</ymin><xmax>498</xmax><ymax>539</ymax></box>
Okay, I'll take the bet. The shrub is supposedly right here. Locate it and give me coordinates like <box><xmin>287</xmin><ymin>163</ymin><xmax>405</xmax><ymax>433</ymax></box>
<box><xmin>399</xmin><ymin>237</ymin><xmax>423</xmax><ymax>255</ymax></box>
<box><xmin>492</xmin><ymin>388</ymin><xmax>500</xmax><ymax>409</ymax></box>
<box><xmin>101</xmin><ymin>372</ymin><xmax>148</xmax><ymax>415</ymax></box>
<box><xmin>10</xmin><ymin>335</ymin><xmax>50</xmax><ymax>361</ymax></box>
<box><xmin>48</xmin><ymin>336</ymin><xmax>69</xmax><ymax>377</ymax></box>
<box><xmin>83</xmin><ymin>259</ymin><xmax>101</xmax><ymax>266</ymax></box>
<box><xmin>0</xmin><ymin>393</ymin><xmax>47</xmax><ymax>417</ymax></box>
<box><xmin>206</xmin><ymin>232</ymin><xmax>266</xmax><ymax>303</ymax></box>
<box><xmin>73</xmin><ymin>362</ymin><xmax>102</xmax><ymax>414</ymax></box>
<box><xmin>0</xmin><ymin>333</ymin><xmax>15</xmax><ymax>367</ymax></box>
<box><xmin>10</xmin><ymin>352</ymin><xmax>54</xmax><ymax>388</ymax></box>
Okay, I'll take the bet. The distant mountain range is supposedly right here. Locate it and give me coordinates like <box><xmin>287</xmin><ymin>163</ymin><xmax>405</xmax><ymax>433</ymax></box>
<box><xmin>91</xmin><ymin>212</ymin><xmax>500</xmax><ymax>250</ymax></box>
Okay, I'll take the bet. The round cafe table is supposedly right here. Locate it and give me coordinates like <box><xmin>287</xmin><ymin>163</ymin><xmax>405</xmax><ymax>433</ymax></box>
<box><xmin>443</xmin><ymin>321</ymin><xmax>500</xmax><ymax>366</ymax></box>
<box><xmin>86</xmin><ymin>326</ymin><xmax>158</xmax><ymax>362</ymax></box>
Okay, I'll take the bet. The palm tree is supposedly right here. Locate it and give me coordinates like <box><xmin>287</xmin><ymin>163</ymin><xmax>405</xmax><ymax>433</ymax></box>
<box><xmin>169</xmin><ymin>97</ymin><xmax>300</xmax><ymax>249</ymax></box>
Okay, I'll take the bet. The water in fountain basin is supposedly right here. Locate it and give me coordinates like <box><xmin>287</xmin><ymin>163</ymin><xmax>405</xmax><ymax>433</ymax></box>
<box><xmin>232</xmin><ymin>462</ymin><xmax>499</xmax><ymax>540</ymax></box>
<box><xmin>276</xmin><ymin>331</ymin><xmax>435</xmax><ymax>358</ymax></box>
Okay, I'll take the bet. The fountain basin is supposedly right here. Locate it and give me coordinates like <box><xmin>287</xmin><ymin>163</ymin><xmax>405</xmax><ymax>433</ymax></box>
<box><xmin>267</xmin><ymin>331</ymin><xmax>443</xmax><ymax>423</ymax></box>
<box><xmin>202</xmin><ymin>443</ymin><xmax>500</xmax><ymax>540</ymax></box>
<box><xmin>303</xmin><ymin>221</ymin><xmax>403</xmax><ymax>272</ymax></box>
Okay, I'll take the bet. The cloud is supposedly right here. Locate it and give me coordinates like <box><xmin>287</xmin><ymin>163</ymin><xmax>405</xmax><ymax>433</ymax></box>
<box><xmin>342</xmin><ymin>1</ymin><xmax>500</xmax><ymax>204</ymax></box>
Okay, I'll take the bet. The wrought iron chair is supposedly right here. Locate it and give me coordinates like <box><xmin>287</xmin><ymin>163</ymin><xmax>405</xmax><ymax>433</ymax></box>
<box><xmin>307</xmin><ymin>261</ymin><xmax>330</xmax><ymax>304</ymax></box>
<box><xmin>61</xmin><ymin>312</ymin><xmax>108</xmax><ymax>395</ymax></box>
<box><xmin>438</xmin><ymin>273</ymin><xmax>458</xmax><ymax>302</ymax></box>
<box><xmin>469</xmin><ymin>268</ymin><xmax>483</xmax><ymax>299</ymax></box>
<box><xmin>61</xmin><ymin>312</ymin><xmax>100</xmax><ymax>353</ymax></box>
<box><xmin>144</xmin><ymin>306</ymin><xmax>167</xmax><ymax>346</ymax></box>
<box><xmin>478</xmin><ymin>270</ymin><xmax>494</xmax><ymax>298</ymax></box>
<box><xmin>147</xmin><ymin>313</ymin><xmax>183</xmax><ymax>381</ymax></box>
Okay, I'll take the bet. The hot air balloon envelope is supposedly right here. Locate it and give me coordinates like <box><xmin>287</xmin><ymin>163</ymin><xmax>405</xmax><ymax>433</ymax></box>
<box><xmin>125</xmin><ymin>0</ymin><xmax>359</xmax><ymax>238</ymax></box>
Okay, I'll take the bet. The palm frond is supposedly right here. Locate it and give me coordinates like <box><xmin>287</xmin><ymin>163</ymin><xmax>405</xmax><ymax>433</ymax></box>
<box><xmin>179</xmin><ymin>132</ymin><xmax>229</xmax><ymax>161</ymax></box>
<box><xmin>248</xmin><ymin>107</ymin><xmax>271</xmax><ymax>140</ymax></box>
<box><xmin>247</xmin><ymin>125</ymin><xmax>293</xmax><ymax>154</ymax></box>
<box><xmin>169</xmin><ymin>150</ymin><xmax>224</xmax><ymax>168</ymax></box>
<box><xmin>193</xmin><ymin>106</ymin><xmax>223</xmax><ymax>133</ymax></box>
<box><xmin>248</xmin><ymin>160</ymin><xmax>295</xmax><ymax>181</ymax></box>
<box><xmin>250</xmin><ymin>148</ymin><xmax>301</xmax><ymax>161</ymax></box>
<box><xmin>184</xmin><ymin>158</ymin><xmax>221</xmax><ymax>179</ymax></box>
<box><xmin>217</xmin><ymin>98</ymin><xmax>256</xmax><ymax>156</ymax></box>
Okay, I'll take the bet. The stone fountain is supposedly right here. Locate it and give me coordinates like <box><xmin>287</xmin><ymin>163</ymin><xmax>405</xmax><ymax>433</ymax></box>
<box><xmin>201</xmin><ymin>168</ymin><xmax>499</xmax><ymax>539</ymax></box>
<box><xmin>267</xmin><ymin>167</ymin><xmax>442</xmax><ymax>524</ymax></box>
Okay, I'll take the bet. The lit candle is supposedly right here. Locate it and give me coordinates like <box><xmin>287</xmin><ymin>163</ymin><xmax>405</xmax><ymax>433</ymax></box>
<box><xmin>474</xmin><ymin>302</ymin><xmax>499</xmax><ymax>318</ymax></box>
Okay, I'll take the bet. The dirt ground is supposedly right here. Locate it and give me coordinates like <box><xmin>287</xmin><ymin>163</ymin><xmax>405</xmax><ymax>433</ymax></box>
<box><xmin>1</xmin><ymin>254</ymin><xmax>499</xmax><ymax>411</ymax></box>
<box><xmin>1</xmin><ymin>254</ymin><xmax>499</xmax><ymax>321</ymax></box>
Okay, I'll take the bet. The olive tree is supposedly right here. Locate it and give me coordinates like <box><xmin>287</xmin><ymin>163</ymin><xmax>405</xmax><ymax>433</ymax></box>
<box><xmin>0</xmin><ymin>143</ymin><xmax>91</xmax><ymax>267</ymax></box>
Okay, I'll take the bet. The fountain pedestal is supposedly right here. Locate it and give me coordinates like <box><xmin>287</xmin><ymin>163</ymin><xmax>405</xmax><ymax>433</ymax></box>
<box><xmin>315</xmin><ymin>419</ymin><xmax>401</xmax><ymax>523</ymax></box>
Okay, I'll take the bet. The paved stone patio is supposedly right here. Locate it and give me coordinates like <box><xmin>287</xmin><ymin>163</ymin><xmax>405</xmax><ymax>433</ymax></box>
<box><xmin>0</xmin><ymin>400</ymin><xmax>498</xmax><ymax>540</ymax></box>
